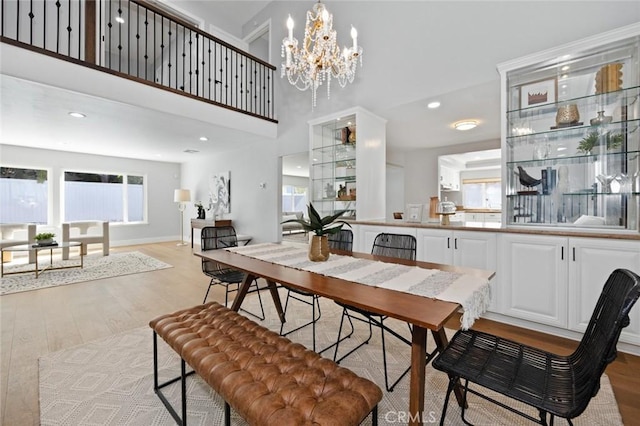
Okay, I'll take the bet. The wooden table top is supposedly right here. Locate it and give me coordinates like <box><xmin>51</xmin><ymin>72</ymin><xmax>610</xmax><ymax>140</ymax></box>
<box><xmin>194</xmin><ymin>248</ymin><xmax>495</xmax><ymax>331</ymax></box>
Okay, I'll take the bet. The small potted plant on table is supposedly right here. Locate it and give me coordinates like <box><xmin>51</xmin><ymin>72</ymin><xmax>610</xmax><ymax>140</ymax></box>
<box><xmin>34</xmin><ymin>232</ymin><xmax>56</xmax><ymax>246</ymax></box>
<box><xmin>282</xmin><ymin>203</ymin><xmax>351</xmax><ymax>261</ymax></box>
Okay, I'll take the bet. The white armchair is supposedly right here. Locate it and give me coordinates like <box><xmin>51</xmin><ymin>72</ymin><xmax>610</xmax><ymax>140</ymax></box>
<box><xmin>62</xmin><ymin>221</ymin><xmax>110</xmax><ymax>259</ymax></box>
<box><xmin>0</xmin><ymin>223</ymin><xmax>37</xmax><ymax>263</ymax></box>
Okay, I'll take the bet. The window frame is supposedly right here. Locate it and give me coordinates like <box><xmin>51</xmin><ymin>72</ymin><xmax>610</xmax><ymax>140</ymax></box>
<box><xmin>62</xmin><ymin>170</ymin><xmax>148</xmax><ymax>224</ymax></box>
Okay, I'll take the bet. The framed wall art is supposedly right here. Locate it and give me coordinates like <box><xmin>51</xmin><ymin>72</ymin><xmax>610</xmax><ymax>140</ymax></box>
<box><xmin>520</xmin><ymin>78</ymin><xmax>557</xmax><ymax>109</ymax></box>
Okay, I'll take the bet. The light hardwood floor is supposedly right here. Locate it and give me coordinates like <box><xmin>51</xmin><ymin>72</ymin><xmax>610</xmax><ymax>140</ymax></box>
<box><xmin>1</xmin><ymin>241</ymin><xmax>638</xmax><ymax>425</ymax></box>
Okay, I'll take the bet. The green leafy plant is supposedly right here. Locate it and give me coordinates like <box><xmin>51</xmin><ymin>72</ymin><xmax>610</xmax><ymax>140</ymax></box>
<box><xmin>281</xmin><ymin>203</ymin><xmax>351</xmax><ymax>236</ymax></box>
<box><xmin>577</xmin><ymin>131</ymin><xmax>624</xmax><ymax>154</ymax></box>
<box><xmin>34</xmin><ymin>232</ymin><xmax>55</xmax><ymax>241</ymax></box>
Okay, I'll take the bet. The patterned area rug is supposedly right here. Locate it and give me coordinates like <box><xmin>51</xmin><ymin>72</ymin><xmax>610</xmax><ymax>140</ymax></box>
<box><xmin>1</xmin><ymin>252</ymin><xmax>172</xmax><ymax>295</ymax></box>
<box><xmin>39</xmin><ymin>293</ymin><xmax>623</xmax><ymax>425</ymax></box>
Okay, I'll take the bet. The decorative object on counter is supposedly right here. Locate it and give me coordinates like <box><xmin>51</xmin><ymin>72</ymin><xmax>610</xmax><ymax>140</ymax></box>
<box><xmin>393</xmin><ymin>212</ymin><xmax>403</xmax><ymax>220</ymax></box>
<box><xmin>577</xmin><ymin>131</ymin><xmax>623</xmax><ymax>154</ymax></box>
<box><xmin>590</xmin><ymin>111</ymin><xmax>613</xmax><ymax>126</ymax></box>
<box><xmin>553</xmin><ymin>103</ymin><xmax>581</xmax><ymax>128</ymax></box>
<box><xmin>325</xmin><ymin>183</ymin><xmax>336</xmax><ymax>198</ymax></box>
<box><xmin>519</xmin><ymin>78</ymin><xmax>557</xmax><ymax>109</ymax></box>
<box><xmin>281</xmin><ymin>203</ymin><xmax>351</xmax><ymax>262</ymax></box>
<box><xmin>194</xmin><ymin>201</ymin><xmax>207</xmax><ymax>219</ymax></box>
<box><xmin>516</xmin><ymin>166</ymin><xmax>542</xmax><ymax>188</ymax></box>
<box><xmin>595</xmin><ymin>62</ymin><xmax>623</xmax><ymax>94</ymax></box>
<box><xmin>429</xmin><ymin>196</ymin><xmax>440</xmax><ymax>222</ymax></box>
<box><xmin>436</xmin><ymin>199</ymin><xmax>457</xmax><ymax>225</ymax></box>
<box><xmin>405</xmin><ymin>204</ymin><xmax>423</xmax><ymax>223</ymax></box>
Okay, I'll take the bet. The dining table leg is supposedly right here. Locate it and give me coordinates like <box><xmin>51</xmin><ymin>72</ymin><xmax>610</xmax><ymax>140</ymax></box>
<box><xmin>265</xmin><ymin>279</ymin><xmax>286</xmax><ymax>323</ymax></box>
<box><xmin>230</xmin><ymin>273</ymin><xmax>258</xmax><ymax>312</ymax></box>
<box><xmin>432</xmin><ymin>328</ymin><xmax>466</xmax><ymax>407</ymax></box>
<box><xmin>409</xmin><ymin>325</ymin><xmax>427</xmax><ymax>426</ymax></box>
<box><xmin>229</xmin><ymin>274</ymin><xmax>286</xmax><ymax>324</ymax></box>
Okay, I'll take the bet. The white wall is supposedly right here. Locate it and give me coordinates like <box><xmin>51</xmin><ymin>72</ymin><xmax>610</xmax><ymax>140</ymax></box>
<box><xmin>0</xmin><ymin>145</ymin><xmax>181</xmax><ymax>245</ymax></box>
<box><xmin>182</xmin><ymin>140</ymin><xmax>280</xmax><ymax>245</ymax></box>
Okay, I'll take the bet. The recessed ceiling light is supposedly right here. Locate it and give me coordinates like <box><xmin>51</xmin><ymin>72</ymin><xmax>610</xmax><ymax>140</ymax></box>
<box><xmin>68</xmin><ymin>112</ymin><xmax>86</xmax><ymax>118</ymax></box>
<box><xmin>454</xmin><ymin>120</ymin><xmax>478</xmax><ymax>131</ymax></box>
<box><xmin>560</xmin><ymin>74</ymin><xmax>568</xmax><ymax>79</ymax></box>
<box><xmin>296</xmin><ymin>165</ymin><xmax>302</xmax><ymax>169</ymax></box>
<box><xmin>115</xmin><ymin>16</ymin><xmax>125</xmax><ymax>24</ymax></box>
<box><xmin>199</xmin><ymin>136</ymin><xmax>208</xmax><ymax>141</ymax></box>
<box><xmin>561</xmin><ymin>65</ymin><xmax>570</xmax><ymax>71</ymax></box>
<box><xmin>427</xmin><ymin>101</ymin><xmax>441</xmax><ymax>109</ymax></box>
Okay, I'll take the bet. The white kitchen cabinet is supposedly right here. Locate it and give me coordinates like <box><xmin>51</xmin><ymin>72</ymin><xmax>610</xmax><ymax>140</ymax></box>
<box><xmin>417</xmin><ymin>229</ymin><xmax>498</xmax><ymax>310</ymax></box>
<box><xmin>499</xmin><ymin>234</ymin><xmax>568</xmax><ymax>328</ymax></box>
<box><xmin>499</xmin><ymin>233</ymin><xmax>640</xmax><ymax>344</ymax></box>
<box><xmin>568</xmin><ymin>237</ymin><xmax>640</xmax><ymax>345</ymax></box>
<box><xmin>440</xmin><ymin>165</ymin><xmax>460</xmax><ymax>191</ymax></box>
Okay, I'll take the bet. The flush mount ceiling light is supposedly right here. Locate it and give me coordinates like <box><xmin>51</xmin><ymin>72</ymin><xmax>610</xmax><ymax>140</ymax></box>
<box><xmin>427</xmin><ymin>101</ymin><xmax>441</xmax><ymax>109</ymax></box>
<box><xmin>68</xmin><ymin>112</ymin><xmax>86</xmax><ymax>118</ymax></box>
<box><xmin>199</xmin><ymin>136</ymin><xmax>208</xmax><ymax>141</ymax></box>
<box><xmin>454</xmin><ymin>120</ymin><xmax>478</xmax><ymax>131</ymax></box>
<box><xmin>281</xmin><ymin>1</ymin><xmax>362</xmax><ymax>107</ymax></box>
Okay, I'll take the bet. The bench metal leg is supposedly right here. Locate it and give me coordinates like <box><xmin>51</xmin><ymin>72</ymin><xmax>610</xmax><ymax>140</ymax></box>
<box><xmin>153</xmin><ymin>331</ymin><xmax>195</xmax><ymax>426</ymax></box>
<box><xmin>225</xmin><ymin>402</ymin><xmax>231</xmax><ymax>426</ymax></box>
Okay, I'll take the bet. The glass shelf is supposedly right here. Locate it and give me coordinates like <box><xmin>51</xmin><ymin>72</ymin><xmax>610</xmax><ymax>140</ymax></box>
<box><xmin>506</xmin><ymin>118</ymin><xmax>640</xmax><ymax>145</ymax></box>
<box><xmin>506</xmin><ymin>150</ymin><xmax>640</xmax><ymax>167</ymax></box>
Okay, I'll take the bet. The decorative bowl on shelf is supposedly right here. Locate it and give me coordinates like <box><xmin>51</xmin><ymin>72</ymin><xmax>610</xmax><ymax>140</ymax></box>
<box><xmin>555</xmin><ymin>104</ymin><xmax>580</xmax><ymax>126</ymax></box>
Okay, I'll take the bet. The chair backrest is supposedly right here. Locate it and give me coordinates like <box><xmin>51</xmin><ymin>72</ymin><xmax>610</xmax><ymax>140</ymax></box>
<box><xmin>201</xmin><ymin>226</ymin><xmax>238</xmax><ymax>251</ymax></box>
<box><xmin>569</xmin><ymin>268</ymin><xmax>640</xmax><ymax>416</ymax></box>
<box><xmin>371</xmin><ymin>233</ymin><xmax>417</xmax><ymax>261</ymax></box>
<box><xmin>328</xmin><ymin>229</ymin><xmax>353</xmax><ymax>252</ymax></box>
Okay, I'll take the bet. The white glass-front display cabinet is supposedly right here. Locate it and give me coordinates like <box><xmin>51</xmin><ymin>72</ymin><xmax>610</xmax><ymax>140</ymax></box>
<box><xmin>308</xmin><ymin>107</ymin><xmax>386</xmax><ymax>221</ymax></box>
<box><xmin>498</xmin><ymin>24</ymin><xmax>640</xmax><ymax>232</ymax></box>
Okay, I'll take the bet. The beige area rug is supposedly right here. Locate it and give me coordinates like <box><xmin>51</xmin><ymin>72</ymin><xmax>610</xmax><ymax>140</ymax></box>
<box><xmin>39</xmin><ymin>292</ymin><xmax>623</xmax><ymax>425</ymax></box>
<box><xmin>1</xmin><ymin>251</ymin><xmax>172</xmax><ymax>295</ymax></box>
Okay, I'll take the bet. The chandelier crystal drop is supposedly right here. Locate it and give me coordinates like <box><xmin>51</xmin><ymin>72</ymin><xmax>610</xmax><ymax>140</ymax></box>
<box><xmin>281</xmin><ymin>1</ymin><xmax>363</xmax><ymax>107</ymax></box>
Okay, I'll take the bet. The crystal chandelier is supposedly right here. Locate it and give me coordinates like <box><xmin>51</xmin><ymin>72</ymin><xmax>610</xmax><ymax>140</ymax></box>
<box><xmin>281</xmin><ymin>1</ymin><xmax>363</xmax><ymax>107</ymax></box>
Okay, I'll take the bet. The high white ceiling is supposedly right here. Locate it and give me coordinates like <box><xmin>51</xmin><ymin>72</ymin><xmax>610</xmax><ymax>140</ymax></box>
<box><xmin>2</xmin><ymin>1</ymin><xmax>639</xmax><ymax>164</ymax></box>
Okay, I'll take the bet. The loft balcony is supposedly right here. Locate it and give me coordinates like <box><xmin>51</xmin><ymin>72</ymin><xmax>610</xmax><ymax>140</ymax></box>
<box><xmin>0</xmin><ymin>0</ymin><xmax>277</xmax><ymax>127</ymax></box>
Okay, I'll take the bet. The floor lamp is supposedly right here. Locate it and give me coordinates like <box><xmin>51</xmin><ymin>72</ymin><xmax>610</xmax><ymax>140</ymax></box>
<box><xmin>174</xmin><ymin>189</ymin><xmax>191</xmax><ymax>246</ymax></box>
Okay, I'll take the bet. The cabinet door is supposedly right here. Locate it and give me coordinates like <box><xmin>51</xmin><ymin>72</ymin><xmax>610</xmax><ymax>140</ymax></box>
<box><xmin>416</xmin><ymin>229</ymin><xmax>453</xmax><ymax>265</ymax></box>
<box><xmin>500</xmin><ymin>234</ymin><xmax>568</xmax><ymax>327</ymax></box>
<box><xmin>454</xmin><ymin>231</ymin><xmax>499</xmax><ymax>312</ymax></box>
<box><xmin>568</xmin><ymin>238</ymin><xmax>640</xmax><ymax>345</ymax></box>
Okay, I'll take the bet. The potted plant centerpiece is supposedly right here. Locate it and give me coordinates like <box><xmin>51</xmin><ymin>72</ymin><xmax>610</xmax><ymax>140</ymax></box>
<box><xmin>34</xmin><ymin>232</ymin><xmax>56</xmax><ymax>246</ymax></box>
<box><xmin>282</xmin><ymin>203</ymin><xmax>351</xmax><ymax>261</ymax></box>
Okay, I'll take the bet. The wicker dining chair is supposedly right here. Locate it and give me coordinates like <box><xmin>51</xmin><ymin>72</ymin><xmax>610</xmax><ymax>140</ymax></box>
<box><xmin>333</xmin><ymin>233</ymin><xmax>427</xmax><ymax>392</ymax></box>
<box><xmin>201</xmin><ymin>226</ymin><xmax>264</xmax><ymax>320</ymax></box>
<box><xmin>279</xmin><ymin>228</ymin><xmax>355</xmax><ymax>352</ymax></box>
<box><xmin>433</xmin><ymin>268</ymin><xmax>640</xmax><ymax>426</ymax></box>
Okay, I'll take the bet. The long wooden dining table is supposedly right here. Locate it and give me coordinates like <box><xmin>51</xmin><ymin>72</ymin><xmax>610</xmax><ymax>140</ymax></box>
<box><xmin>194</xmin><ymin>246</ymin><xmax>495</xmax><ymax>426</ymax></box>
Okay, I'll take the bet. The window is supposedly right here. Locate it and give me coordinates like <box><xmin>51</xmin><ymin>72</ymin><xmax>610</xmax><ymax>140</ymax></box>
<box><xmin>1</xmin><ymin>167</ymin><xmax>49</xmax><ymax>224</ymax></box>
<box><xmin>282</xmin><ymin>185</ymin><xmax>308</xmax><ymax>212</ymax></box>
<box><xmin>462</xmin><ymin>178</ymin><xmax>502</xmax><ymax>209</ymax></box>
<box><xmin>64</xmin><ymin>171</ymin><xmax>145</xmax><ymax>222</ymax></box>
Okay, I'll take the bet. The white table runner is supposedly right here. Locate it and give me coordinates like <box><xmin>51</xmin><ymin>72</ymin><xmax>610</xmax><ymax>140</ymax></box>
<box><xmin>227</xmin><ymin>243</ymin><xmax>491</xmax><ymax>329</ymax></box>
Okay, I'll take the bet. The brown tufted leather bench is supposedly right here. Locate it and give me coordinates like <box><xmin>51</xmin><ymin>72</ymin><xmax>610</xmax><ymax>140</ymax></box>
<box><xmin>149</xmin><ymin>302</ymin><xmax>382</xmax><ymax>425</ymax></box>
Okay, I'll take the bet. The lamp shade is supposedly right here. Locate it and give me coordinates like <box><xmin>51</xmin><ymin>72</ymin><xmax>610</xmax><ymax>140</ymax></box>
<box><xmin>173</xmin><ymin>189</ymin><xmax>191</xmax><ymax>203</ymax></box>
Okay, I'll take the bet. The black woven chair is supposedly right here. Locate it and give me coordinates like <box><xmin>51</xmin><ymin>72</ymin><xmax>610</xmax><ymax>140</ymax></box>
<box><xmin>279</xmin><ymin>229</ymin><xmax>355</xmax><ymax>353</ymax></box>
<box><xmin>201</xmin><ymin>226</ymin><xmax>264</xmax><ymax>320</ymax></box>
<box><xmin>433</xmin><ymin>268</ymin><xmax>640</xmax><ymax>426</ymax></box>
<box><xmin>333</xmin><ymin>233</ymin><xmax>428</xmax><ymax>392</ymax></box>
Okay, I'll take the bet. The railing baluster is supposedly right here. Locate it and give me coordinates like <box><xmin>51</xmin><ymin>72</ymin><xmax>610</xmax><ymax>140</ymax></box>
<box><xmin>1</xmin><ymin>0</ymin><xmax>276</xmax><ymax>122</ymax></box>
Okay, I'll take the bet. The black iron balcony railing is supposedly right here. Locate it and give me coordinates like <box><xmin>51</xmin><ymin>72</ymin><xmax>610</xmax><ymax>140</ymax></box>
<box><xmin>0</xmin><ymin>0</ymin><xmax>277</xmax><ymax>122</ymax></box>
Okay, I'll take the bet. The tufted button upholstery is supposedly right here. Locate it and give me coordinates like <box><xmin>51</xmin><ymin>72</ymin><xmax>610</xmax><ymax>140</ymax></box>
<box><xmin>150</xmin><ymin>302</ymin><xmax>382</xmax><ymax>425</ymax></box>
